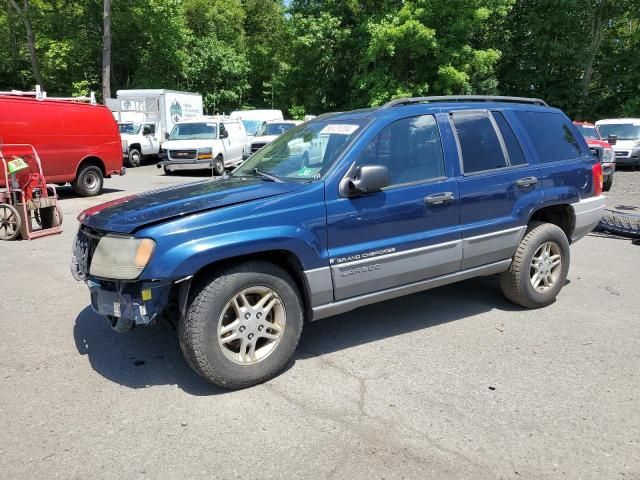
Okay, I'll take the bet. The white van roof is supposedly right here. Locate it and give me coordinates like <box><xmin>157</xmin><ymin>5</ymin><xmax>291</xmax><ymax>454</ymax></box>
<box><xmin>230</xmin><ymin>109</ymin><xmax>284</xmax><ymax>121</ymax></box>
<box><xmin>596</xmin><ymin>118</ymin><xmax>640</xmax><ymax>125</ymax></box>
<box><xmin>116</xmin><ymin>89</ymin><xmax>201</xmax><ymax>97</ymax></box>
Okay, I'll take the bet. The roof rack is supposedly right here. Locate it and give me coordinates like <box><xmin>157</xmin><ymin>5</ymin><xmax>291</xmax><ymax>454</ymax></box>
<box><xmin>0</xmin><ymin>85</ymin><xmax>97</xmax><ymax>105</ymax></box>
<box><xmin>381</xmin><ymin>95</ymin><xmax>548</xmax><ymax>109</ymax></box>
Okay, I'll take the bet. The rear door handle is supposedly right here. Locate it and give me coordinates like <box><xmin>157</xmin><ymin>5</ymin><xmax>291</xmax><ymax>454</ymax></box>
<box><xmin>425</xmin><ymin>192</ymin><xmax>455</xmax><ymax>205</ymax></box>
<box><xmin>516</xmin><ymin>176</ymin><xmax>538</xmax><ymax>188</ymax></box>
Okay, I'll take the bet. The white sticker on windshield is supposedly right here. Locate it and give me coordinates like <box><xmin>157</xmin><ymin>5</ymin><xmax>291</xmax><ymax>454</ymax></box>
<box><xmin>320</xmin><ymin>124</ymin><xmax>359</xmax><ymax>135</ymax></box>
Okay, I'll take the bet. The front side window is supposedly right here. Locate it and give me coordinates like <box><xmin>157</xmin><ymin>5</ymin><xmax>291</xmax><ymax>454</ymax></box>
<box><xmin>452</xmin><ymin>112</ymin><xmax>507</xmax><ymax>173</ymax></box>
<box><xmin>355</xmin><ymin>115</ymin><xmax>445</xmax><ymax>186</ymax></box>
<box><xmin>233</xmin><ymin>121</ymin><xmax>366</xmax><ymax>181</ymax></box>
<box><xmin>597</xmin><ymin>123</ymin><xmax>640</xmax><ymax>141</ymax></box>
<box><xmin>516</xmin><ymin>111</ymin><xmax>583</xmax><ymax>162</ymax></box>
<box><xmin>168</xmin><ymin>122</ymin><xmax>217</xmax><ymax>140</ymax></box>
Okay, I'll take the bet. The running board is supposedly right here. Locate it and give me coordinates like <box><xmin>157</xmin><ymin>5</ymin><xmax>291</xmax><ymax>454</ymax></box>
<box><xmin>311</xmin><ymin>259</ymin><xmax>512</xmax><ymax>321</ymax></box>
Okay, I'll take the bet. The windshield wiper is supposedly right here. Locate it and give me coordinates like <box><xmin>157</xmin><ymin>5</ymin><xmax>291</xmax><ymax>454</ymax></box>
<box><xmin>253</xmin><ymin>168</ymin><xmax>283</xmax><ymax>183</ymax></box>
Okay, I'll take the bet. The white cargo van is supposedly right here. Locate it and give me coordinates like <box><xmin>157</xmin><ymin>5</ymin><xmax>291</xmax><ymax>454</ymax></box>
<box><xmin>229</xmin><ymin>109</ymin><xmax>284</xmax><ymax>138</ymax></box>
<box><xmin>108</xmin><ymin>89</ymin><xmax>203</xmax><ymax>167</ymax></box>
<box><xmin>159</xmin><ymin>116</ymin><xmax>249</xmax><ymax>175</ymax></box>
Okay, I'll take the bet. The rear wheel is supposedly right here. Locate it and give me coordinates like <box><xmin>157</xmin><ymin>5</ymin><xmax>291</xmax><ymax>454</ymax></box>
<box><xmin>500</xmin><ymin>222</ymin><xmax>570</xmax><ymax>309</ymax></box>
<box><xmin>72</xmin><ymin>165</ymin><xmax>103</xmax><ymax>197</ymax></box>
<box><xmin>179</xmin><ymin>261</ymin><xmax>304</xmax><ymax>389</ymax></box>
<box><xmin>0</xmin><ymin>204</ymin><xmax>21</xmax><ymax>240</ymax></box>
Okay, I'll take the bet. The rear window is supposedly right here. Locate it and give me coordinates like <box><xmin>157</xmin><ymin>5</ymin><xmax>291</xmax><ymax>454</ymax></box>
<box><xmin>516</xmin><ymin>111</ymin><xmax>583</xmax><ymax>162</ymax></box>
<box><xmin>493</xmin><ymin>111</ymin><xmax>527</xmax><ymax>166</ymax></box>
<box><xmin>452</xmin><ymin>111</ymin><xmax>507</xmax><ymax>173</ymax></box>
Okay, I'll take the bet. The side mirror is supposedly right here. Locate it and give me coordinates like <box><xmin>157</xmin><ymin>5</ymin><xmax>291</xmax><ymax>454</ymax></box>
<box><xmin>342</xmin><ymin>164</ymin><xmax>390</xmax><ymax>196</ymax></box>
<box><xmin>220</xmin><ymin>130</ymin><xmax>229</xmax><ymax>139</ymax></box>
<box><xmin>607</xmin><ymin>134</ymin><xmax>617</xmax><ymax>146</ymax></box>
<box><xmin>164</xmin><ymin>132</ymin><xmax>169</xmax><ymax>140</ymax></box>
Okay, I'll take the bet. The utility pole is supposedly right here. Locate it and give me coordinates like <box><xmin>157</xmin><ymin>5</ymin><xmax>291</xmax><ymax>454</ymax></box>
<box><xmin>102</xmin><ymin>0</ymin><xmax>112</xmax><ymax>102</ymax></box>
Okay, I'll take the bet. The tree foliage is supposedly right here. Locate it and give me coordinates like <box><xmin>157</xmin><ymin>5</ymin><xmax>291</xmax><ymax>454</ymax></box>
<box><xmin>0</xmin><ymin>0</ymin><xmax>638</xmax><ymax>118</ymax></box>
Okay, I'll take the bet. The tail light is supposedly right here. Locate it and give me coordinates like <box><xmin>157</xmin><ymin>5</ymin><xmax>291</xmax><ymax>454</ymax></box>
<box><xmin>592</xmin><ymin>162</ymin><xmax>603</xmax><ymax>196</ymax></box>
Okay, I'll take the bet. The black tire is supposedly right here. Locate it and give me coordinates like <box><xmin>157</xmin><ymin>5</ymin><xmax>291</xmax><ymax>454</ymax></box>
<box><xmin>0</xmin><ymin>204</ymin><xmax>21</xmax><ymax>240</ymax></box>
<box><xmin>212</xmin><ymin>155</ymin><xmax>225</xmax><ymax>176</ymax></box>
<box><xmin>597</xmin><ymin>209</ymin><xmax>640</xmax><ymax>239</ymax></box>
<box><xmin>603</xmin><ymin>176</ymin><xmax>613</xmax><ymax>192</ymax></box>
<box><xmin>179</xmin><ymin>261</ymin><xmax>304</xmax><ymax>389</ymax></box>
<box><xmin>500</xmin><ymin>222</ymin><xmax>570</xmax><ymax>309</ymax></box>
<box><xmin>163</xmin><ymin>166</ymin><xmax>173</xmax><ymax>176</ymax></box>
<box><xmin>127</xmin><ymin>148</ymin><xmax>142</xmax><ymax>168</ymax></box>
<box><xmin>71</xmin><ymin>165</ymin><xmax>103</xmax><ymax>197</ymax></box>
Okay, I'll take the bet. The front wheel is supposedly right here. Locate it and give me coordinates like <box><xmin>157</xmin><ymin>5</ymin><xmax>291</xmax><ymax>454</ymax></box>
<box><xmin>127</xmin><ymin>148</ymin><xmax>142</xmax><ymax>168</ymax></box>
<box><xmin>500</xmin><ymin>222</ymin><xmax>570</xmax><ymax>309</ymax></box>
<box><xmin>179</xmin><ymin>261</ymin><xmax>304</xmax><ymax>389</ymax></box>
<box><xmin>212</xmin><ymin>155</ymin><xmax>225</xmax><ymax>176</ymax></box>
<box><xmin>603</xmin><ymin>175</ymin><xmax>613</xmax><ymax>192</ymax></box>
<box><xmin>72</xmin><ymin>165</ymin><xmax>103</xmax><ymax>197</ymax></box>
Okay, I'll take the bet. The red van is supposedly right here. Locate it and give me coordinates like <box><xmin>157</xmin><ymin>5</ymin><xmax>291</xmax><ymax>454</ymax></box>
<box><xmin>0</xmin><ymin>95</ymin><xmax>124</xmax><ymax>196</ymax></box>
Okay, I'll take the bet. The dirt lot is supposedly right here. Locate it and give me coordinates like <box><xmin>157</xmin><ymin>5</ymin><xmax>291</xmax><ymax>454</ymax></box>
<box><xmin>1</xmin><ymin>165</ymin><xmax>639</xmax><ymax>479</ymax></box>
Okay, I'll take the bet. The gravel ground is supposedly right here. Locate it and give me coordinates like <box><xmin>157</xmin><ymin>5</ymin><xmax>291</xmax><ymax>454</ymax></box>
<box><xmin>0</xmin><ymin>165</ymin><xmax>639</xmax><ymax>480</ymax></box>
<box><xmin>605</xmin><ymin>169</ymin><xmax>640</xmax><ymax>212</ymax></box>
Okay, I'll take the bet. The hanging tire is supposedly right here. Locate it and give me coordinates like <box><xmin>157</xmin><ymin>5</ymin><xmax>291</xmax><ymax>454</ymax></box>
<box><xmin>179</xmin><ymin>261</ymin><xmax>304</xmax><ymax>389</ymax></box>
<box><xmin>500</xmin><ymin>222</ymin><xmax>570</xmax><ymax>309</ymax></box>
<box><xmin>72</xmin><ymin>165</ymin><xmax>104</xmax><ymax>197</ymax></box>
<box><xmin>0</xmin><ymin>204</ymin><xmax>21</xmax><ymax>240</ymax></box>
<box><xmin>127</xmin><ymin>148</ymin><xmax>142</xmax><ymax>168</ymax></box>
<box><xmin>213</xmin><ymin>155</ymin><xmax>225</xmax><ymax>176</ymax></box>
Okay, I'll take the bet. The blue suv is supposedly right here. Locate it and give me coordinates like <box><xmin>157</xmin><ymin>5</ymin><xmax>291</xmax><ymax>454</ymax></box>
<box><xmin>72</xmin><ymin>96</ymin><xmax>606</xmax><ymax>389</ymax></box>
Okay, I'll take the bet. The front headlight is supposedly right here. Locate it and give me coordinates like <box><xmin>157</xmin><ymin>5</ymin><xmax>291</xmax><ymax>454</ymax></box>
<box><xmin>602</xmin><ymin>148</ymin><xmax>614</xmax><ymax>162</ymax></box>
<box><xmin>198</xmin><ymin>147</ymin><xmax>213</xmax><ymax>160</ymax></box>
<box><xmin>89</xmin><ymin>235</ymin><xmax>156</xmax><ymax>280</ymax></box>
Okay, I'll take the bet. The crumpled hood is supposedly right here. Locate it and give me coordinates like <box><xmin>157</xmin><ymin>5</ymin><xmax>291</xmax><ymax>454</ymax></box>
<box><xmin>80</xmin><ymin>177</ymin><xmax>303</xmax><ymax>234</ymax></box>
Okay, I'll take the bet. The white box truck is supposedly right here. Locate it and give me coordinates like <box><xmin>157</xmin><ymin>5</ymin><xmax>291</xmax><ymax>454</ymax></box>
<box><xmin>108</xmin><ymin>89</ymin><xmax>203</xmax><ymax>167</ymax></box>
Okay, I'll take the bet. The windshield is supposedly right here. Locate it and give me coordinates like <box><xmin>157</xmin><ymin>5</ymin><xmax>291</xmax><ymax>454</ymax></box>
<box><xmin>169</xmin><ymin>122</ymin><xmax>217</xmax><ymax>140</ymax></box>
<box><xmin>575</xmin><ymin>124</ymin><xmax>600</xmax><ymax>140</ymax></box>
<box><xmin>242</xmin><ymin>120</ymin><xmax>263</xmax><ymax>136</ymax></box>
<box><xmin>598</xmin><ymin>123</ymin><xmax>640</xmax><ymax>141</ymax></box>
<box><xmin>119</xmin><ymin>123</ymin><xmax>141</xmax><ymax>135</ymax></box>
<box><xmin>233</xmin><ymin>121</ymin><xmax>366</xmax><ymax>181</ymax></box>
<box><xmin>257</xmin><ymin>123</ymin><xmax>297</xmax><ymax>137</ymax></box>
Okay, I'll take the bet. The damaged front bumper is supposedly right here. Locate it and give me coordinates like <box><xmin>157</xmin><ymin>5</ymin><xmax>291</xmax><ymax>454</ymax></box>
<box><xmin>87</xmin><ymin>278</ymin><xmax>174</xmax><ymax>327</ymax></box>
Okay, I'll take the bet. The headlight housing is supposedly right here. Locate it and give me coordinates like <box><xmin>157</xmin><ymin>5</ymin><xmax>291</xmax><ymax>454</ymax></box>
<box><xmin>89</xmin><ymin>235</ymin><xmax>156</xmax><ymax>280</ymax></box>
<box><xmin>198</xmin><ymin>147</ymin><xmax>213</xmax><ymax>160</ymax></box>
<box><xmin>602</xmin><ymin>147</ymin><xmax>614</xmax><ymax>163</ymax></box>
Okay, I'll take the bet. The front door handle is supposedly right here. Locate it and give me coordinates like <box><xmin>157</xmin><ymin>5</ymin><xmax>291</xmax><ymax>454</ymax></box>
<box><xmin>425</xmin><ymin>192</ymin><xmax>455</xmax><ymax>205</ymax></box>
<box><xmin>516</xmin><ymin>176</ymin><xmax>538</xmax><ymax>188</ymax></box>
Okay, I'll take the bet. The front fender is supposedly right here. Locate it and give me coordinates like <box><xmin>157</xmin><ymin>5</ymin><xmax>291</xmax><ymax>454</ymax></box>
<box><xmin>143</xmin><ymin>225</ymin><xmax>326</xmax><ymax>279</ymax></box>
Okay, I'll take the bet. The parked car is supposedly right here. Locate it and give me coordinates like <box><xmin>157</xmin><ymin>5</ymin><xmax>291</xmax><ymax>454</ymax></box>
<box><xmin>244</xmin><ymin>120</ymin><xmax>302</xmax><ymax>159</ymax></box>
<box><xmin>0</xmin><ymin>92</ymin><xmax>124</xmax><ymax>196</ymax></box>
<box><xmin>158</xmin><ymin>116</ymin><xmax>249</xmax><ymax>175</ymax></box>
<box><xmin>109</xmin><ymin>89</ymin><xmax>203</xmax><ymax>168</ymax></box>
<box><xmin>72</xmin><ymin>96</ymin><xmax>605</xmax><ymax>389</ymax></box>
<box><xmin>573</xmin><ymin>121</ymin><xmax>615</xmax><ymax>191</ymax></box>
<box><xmin>595</xmin><ymin>118</ymin><xmax>640</xmax><ymax>169</ymax></box>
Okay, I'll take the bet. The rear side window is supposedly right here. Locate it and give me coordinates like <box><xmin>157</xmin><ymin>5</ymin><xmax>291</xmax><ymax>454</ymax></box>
<box><xmin>452</xmin><ymin>112</ymin><xmax>507</xmax><ymax>173</ymax></box>
<box><xmin>515</xmin><ymin>111</ymin><xmax>583</xmax><ymax>162</ymax></box>
<box><xmin>492</xmin><ymin>111</ymin><xmax>527</xmax><ymax>166</ymax></box>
